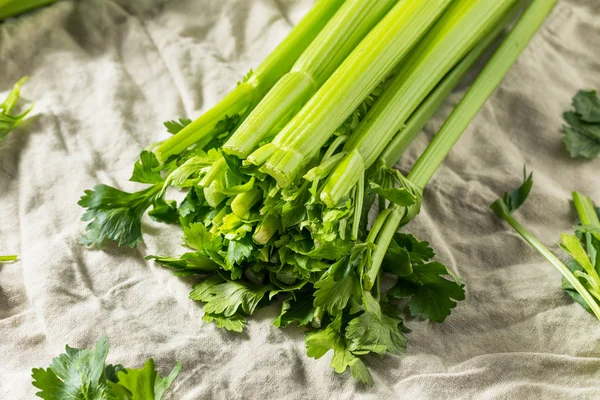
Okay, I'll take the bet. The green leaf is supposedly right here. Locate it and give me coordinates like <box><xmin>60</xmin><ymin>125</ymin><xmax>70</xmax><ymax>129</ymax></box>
<box><xmin>130</xmin><ymin>151</ymin><xmax>164</xmax><ymax>184</ymax></box>
<box><xmin>274</xmin><ymin>294</ymin><xmax>315</xmax><ymax>328</ymax></box>
<box><xmin>393</xmin><ymin>233</ymin><xmax>435</xmax><ymax>263</ymax></box>
<box><xmin>572</xmin><ymin>90</ymin><xmax>600</xmax><ymax>123</ymax></box>
<box><xmin>345</xmin><ymin>295</ymin><xmax>407</xmax><ymax>356</ymax></box>
<box><xmin>226</xmin><ymin>236</ymin><xmax>253</xmax><ymax>267</ymax></box>
<box><xmin>146</xmin><ymin>253</ymin><xmax>218</xmax><ymax>276</ymax></box>
<box><xmin>383</xmin><ymin>239</ymin><xmax>412</xmax><ymax>277</ymax></box>
<box><xmin>305</xmin><ymin>316</ymin><xmax>373</xmax><ymax>386</ymax></box>
<box><xmin>31</xmin><ymin>336</ymin><xmax>111</xmax><ymax>399</ymax></box>
<box><xmin>0</xmin><ymin>77</ymin><xmax>32</xmax><ymax>143</ymax></box>
<box><xmin>563</xmin><ymin>126</ymin><xmax>600</xmax><ymax>159</ymax></box>
<box><xmin>78</xmin><ymin>184</ymin><xmax>160</xmax><ymax>248</ymax></box>
<box><xmin>189</xmin><ymin>275</ymin><xmax>273</xmax><ymax>318</ymax></box>
<box><xmin>313</xmin><ymin>258</ymin><xmax>361</xmax><ymax>316</ymax></box>
<box><xmin>503</xmin><ymin>167</ymin><xmax>533</xmax><ymax>213</ymax></box>
<box><xmin>104</xmin><ymin>365</ymin><xmax>125</xmax><ymax>384</ymax></box>
<box><xmin>164</xmin><ymin>118</ymin><xmax>192</xmax><ymax>135</ymax></box>
<box><xmin>148</xmin><ymin>197</ymin><xmax>179</xmax><ymax>225</ymax></box>
<box><xmin>562</xmin><ymin>90</ymin><xmax>600</xmax><ymax>159</ymax></box>
<box><xmin>369</xmin><ymin>182</ymin><xmax>417</xmax><ymax>207</ymax></box>
<box><xmin>202</xmin><ymin>312</ymin><xmax>246</xmax><ymax>332</ymax></box>
<box><xmin>183</xmin><ymin>223</ymin><xmax>223</xmax><ymax>256</ymax></box>
<box><xmin>389</xmin><ymin>262</ymin><xmax>465</xmax><ymax>322</ymax></box>
<box><xmin>108</xmin><ymin>359</ymin><xmax>181</xmax><ymax>400</ymax></box>
<box><xmin>562</xmin><ymin>260</ymin><xmax>596</xmax><ymax>314</ymax></box>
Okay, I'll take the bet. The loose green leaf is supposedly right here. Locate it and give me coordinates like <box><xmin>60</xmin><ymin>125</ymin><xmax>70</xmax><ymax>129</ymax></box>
<box><xmin>31</xmin><ymin>337</ymin><xmax>181</xmax><ymax>399</ymax></box>
<box><xmin>572</xmin><ymin>90</ymin><xmax>600</xmax><ymax>123</ymax></box>
<box><xmin>108</xmin><ymin>359</ymin><xmax>181</xmax><ymax>400</ymax></box>
<box><xmin>562</xmin><ymin>90</ymin><xmax>600</xmax><ymax>159</ymax></box>
<box><xmin>78</xmin><ymin>184</ymin><xmax>161</xmax><ymax>248</ymax></box>
<box><xmin>32</xmin><ymin>336</ymin><xmax>111</xmax><ymax>399</ymax></box>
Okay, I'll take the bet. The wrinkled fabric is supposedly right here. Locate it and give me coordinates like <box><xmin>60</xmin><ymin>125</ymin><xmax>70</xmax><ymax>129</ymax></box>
<box><xmin>1</xmin><ymin>0</ymin><xmax>599</xmax><ymax>398</ymax></box>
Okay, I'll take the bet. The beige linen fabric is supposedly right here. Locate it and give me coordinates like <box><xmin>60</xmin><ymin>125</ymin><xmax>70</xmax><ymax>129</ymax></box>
<box><xmin>0</xmin><ymin>0</ymin><xmax>599</xmax><ymax>398</ymax></box>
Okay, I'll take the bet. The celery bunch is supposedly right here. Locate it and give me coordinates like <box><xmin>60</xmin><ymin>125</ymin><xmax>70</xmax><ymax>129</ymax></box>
<box><xmin>79</xmin><ymin>0</ymin><xmax>557</xmax><ymax>384</ymax></box>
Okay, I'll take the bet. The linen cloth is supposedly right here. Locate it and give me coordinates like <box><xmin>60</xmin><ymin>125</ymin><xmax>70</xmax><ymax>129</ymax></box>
<box><xmin>1</xmin><ymin>0</ymin><xmax>599</xmax><ymax>398</ymax></box>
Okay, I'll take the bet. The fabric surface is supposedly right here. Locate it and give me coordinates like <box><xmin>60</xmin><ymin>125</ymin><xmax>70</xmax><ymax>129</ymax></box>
<box><xmin>1</xmin><ymin>0</ymin><xmax>599</xmax><ymax>398</ymax></box>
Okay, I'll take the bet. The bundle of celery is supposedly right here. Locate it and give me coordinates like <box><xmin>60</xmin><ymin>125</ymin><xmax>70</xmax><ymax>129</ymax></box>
<box><xmin>79</xmin><ymin>0</ymin><xmax>557</xmax><ymax>384</ymax></box>
<box><xmin>0</xmin><ymin>0</ymin><xmax>58</xmax><ymax>20</ymax></box>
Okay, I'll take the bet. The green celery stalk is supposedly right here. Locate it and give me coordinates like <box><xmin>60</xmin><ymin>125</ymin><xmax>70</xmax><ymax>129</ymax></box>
<box><xmin>573</xmin><ymin>192</ymin><xmax>600</xmax><ymax>227</ymax></box>
<box><xmin>222</xmin><ymin>0</ymin><xmax>398</xmax><ymax>159</ymax></box>
<box><xmin>408</xmin><ymin>0</ymin><xmax>558</xmax><ymax>188</ymax></box>
<box><xmin>154</xmin><ymin>0</ymin><xmax>345</xmax><ymax>163</ymax></box>
<box><xmin>0</xmin><ymin>255</ymin><xmax>18</xmax><ymax>262</ymax></box>
<box><xmin>321</xmin><ymin>0</ymin><xmax>517</xmax><ymax>208</ymax></box>
<box><xmin>491</xmin><ymin>199</ymin><xmax>600</xmax><ymax>320</ymax></box>
<box><xmin>0</xmin><ymin>0</ymin><xmax>57</xmax><ymax>20</ymax></box>
<box><xmin>248</xmin><ymin>0</ymin><xmax>453</xmax><ymax>188</ymax></box>
<box><xmin>380</xmin><ymin>2</ymin><xmax>523</xmax><ymax>167</ymax></box>
<box><xmin>365</xmin><ymin>0</ymin><xmax>558</xmax><ymax>289</ymax></box>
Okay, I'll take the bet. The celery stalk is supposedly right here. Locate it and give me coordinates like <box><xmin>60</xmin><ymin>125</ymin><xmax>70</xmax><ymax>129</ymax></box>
<box><xmin>0</xmin><ymin>0</ymin><xmax>57</xmax><ymax>20</ymax></box>
<box><xmin>222</xmin><ymin>0</ymin><xmax>398</xmax><ymax>158</ymax></box>
<box><xmin>380</xmin><ymin>2</ymin><xmax>522</xmax><ymax>167</ymax></box>
<box><xmin>321</xmin><ymin>0</ymin><xmax>517</xmax><ymax>208</ymax></box>
<box><xmin>0</xmin><ymin>255</ymin><xmax>18</xmax><ymax>262</ymax></box>
<box><xmin>365</xmin><ymin>0</ymin><xmax>558</xmax><ymax>290</ymax></box>
<box><xmin>248</xmin><ymin>0</ymin><xmax>453</xmax><ymax>188</ymax></box>
<box><xmin>573</xmin><ymin>192</ymin><xmax>600</xmax><ymax>227</ymax></box>
<box><xmin>409</xmin><ymin>0</ymin><xmax>558</xmax><ymax>188</ymax></box>
<box><xmin>154</xmin><ymin>0</ymin><xmax>345</xmax><ymax>163</ymax></box>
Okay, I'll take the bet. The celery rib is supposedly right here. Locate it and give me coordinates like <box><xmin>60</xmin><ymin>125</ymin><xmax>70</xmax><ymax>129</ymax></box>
<box><xmin>409</xmin><ymin>0</ymin><xmax>559</xmax><ymax>188</ymax></box>
<box><xmin>380</xmin><ymin>1</ymin><xmax>523</xmax><ymax>167</ymax></box>
<box><xmin>248</xmin><ymin>0</ymin><xmax>454</xmax><ymax>188</ymax></box>
<box><xmin>321</xmin><ymin>0</ymin><xmax>518</xmax><ymax>207</ymax></box>
<box><xmin>366</xmin><ymin>0</ymin><xmax>558</xmax><ymax>291</ymax></box>
<box><xmin>223</xmin><ymin>0</ymin><xmax>398</xmax><ymax>158</ymax></box>
<box><xmin>154</xmin><ymin>0</ymin><xmax>345</xmax><ymax>163</ymax></box>
<box><xmin>573</xmin><ymin>192</ymin><xmax>600</xmax><ymax>227</ymax></box>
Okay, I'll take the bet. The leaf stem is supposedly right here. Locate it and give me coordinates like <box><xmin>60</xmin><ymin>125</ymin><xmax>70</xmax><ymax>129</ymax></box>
<box><xmin>492</xmin><ymin>201</ymin><xmax>600</xmax><ymax>320</ymax></box>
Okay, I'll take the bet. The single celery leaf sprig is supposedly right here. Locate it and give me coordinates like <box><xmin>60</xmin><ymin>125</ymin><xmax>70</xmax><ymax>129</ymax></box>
<box><xmin>562</xmin><ymin>90</ymin><xmax>600</xmax><ymax>159</ymax></box>
<box><xmin>0</xmin><ymin>76</ymin><xmax>33</xmax><ymax>142</ymax></box>
<box><xmin>491</xmin><ymin>170</ymin><xmax>600</xmax><ymax>320</ymax></box>
<box><xmin>31</xmin><ymin>336</ymin><xmax>181</xmax><ymax>400</ymax></box>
